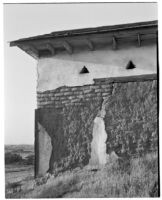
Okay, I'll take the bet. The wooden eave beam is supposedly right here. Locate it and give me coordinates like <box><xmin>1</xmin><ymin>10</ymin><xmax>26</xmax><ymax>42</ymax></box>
<box><xmin>63</xmin><ymin>41</ymin><xmax>73</xmax><ymax>54</ymax></box>
<box><xmin>29</xmin><ymin>44</ymin><xmax>39</xmax><ymax>57</ymax></box>
<box><xmin>12</xmin><ymin>30</ymin><xmax>157</xmax><ymax>58</ymax></box>
<box><xmin>85</xmin><ymin>39</ymin><xmax>94</xmax><ymax>51</ymax></box>
<box><xmin>46</xmin><ymin>43</ymin><xmax>56</xmax><ymax>55</ymax></box>
<box><xmin>112</xmin><ymin>36</ymin><xmax>117</xmax><ymax>50</ymax></box>
<box><xmin>137</xmin><ymin>34</ymin><xmax>141</xmax><ymax>47</ymax></box>
<box><xmin>17</xmin><ymin>44</ymin><xmax>38</xmax><ymax>59</ymax></box>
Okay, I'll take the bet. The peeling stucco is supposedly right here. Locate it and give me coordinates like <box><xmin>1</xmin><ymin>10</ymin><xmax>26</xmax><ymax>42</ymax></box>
<box><xmin>35</xmin><ymin>76</ymin><xmax>157</xmax><ymax>176</ymax></box>
<box><xmin>37</xmin><ymin>123</ymin><xmax>52</xmax><ymax>175</ymax></box>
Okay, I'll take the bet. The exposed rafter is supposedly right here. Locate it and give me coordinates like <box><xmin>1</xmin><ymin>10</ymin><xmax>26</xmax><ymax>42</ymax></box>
<box><xmin>85</xmin><ymin>39</ymin><xmax>94</xmax><ymax>51</ymax></box>
<box><xmin>137</xmin><ymin>34</ymin><xmax>141</xmax><ymax>47</ymax></box>
<box><xmin>46</xmin><ymin>43</ymin><xmax>56</xmax><ymax>55</ymax></box>
<box><xmin>63</xmin><ymin>41</ymin><xmax>73</xmax><ymax>54</ymax></box>
<box><xmin>17</xmin><ymin>44</ymin><xmax>38</xmax><ymax>59</ymax></box>
<box><xmin>10</xmin><ymin>21</ymin><xmax>157</xmax><ymax>59</ymax></box>
<box><xmin>112</xmin><ymin>36</ymin><xmax>117</xmax><ymax>50</ymax></box>
<box><xmin>29</xmin><ymin>44</ymin><xmax>39</xmax><ymax>57</ymax></box>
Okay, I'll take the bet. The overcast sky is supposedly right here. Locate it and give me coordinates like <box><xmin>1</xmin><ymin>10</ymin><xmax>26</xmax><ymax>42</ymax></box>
<box><xmin>4</xmin><ymin>2</ymin><xmax>158</xmax><ymax>144</ymax></box>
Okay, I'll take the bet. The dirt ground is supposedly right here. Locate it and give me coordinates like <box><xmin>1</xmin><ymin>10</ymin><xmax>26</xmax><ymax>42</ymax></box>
<box><xmin>5</xmin><ymin>152</ymin><xmax>159</xmax><ymax>198</ymax></box>
<box><xmin>5</xmin><ymin>164</ymin><xmax>34</xmax><ymax>183</ymax></box>
<box><xmin>5</xmin><ymin>145</ymin><xmax>35</xmax><ymax>197</ymax></box>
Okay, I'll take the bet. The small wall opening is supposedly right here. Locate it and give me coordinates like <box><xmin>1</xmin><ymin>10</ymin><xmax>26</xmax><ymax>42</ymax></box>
<box><xmin>126</xmin><ymin>60</ymin><xmax>136</xmax><ymax>69</ymax></box>
<box><xmin>80</xmin><ymin>66</ymin><xmax>89</xmax><ymax>74</ymax></box>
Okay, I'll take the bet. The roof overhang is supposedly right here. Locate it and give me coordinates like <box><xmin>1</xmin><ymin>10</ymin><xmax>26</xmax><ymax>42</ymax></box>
<box><xmin>10</xmin><ymin>20</ymin><xmax>158</xmax><ymax>59</ymax></box>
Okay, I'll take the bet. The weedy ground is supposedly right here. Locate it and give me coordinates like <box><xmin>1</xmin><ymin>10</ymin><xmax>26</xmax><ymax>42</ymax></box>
<box><xmin>6</xmin><ymin>152</ymin><xmax>159</xmax><ymax>198</ymax></box>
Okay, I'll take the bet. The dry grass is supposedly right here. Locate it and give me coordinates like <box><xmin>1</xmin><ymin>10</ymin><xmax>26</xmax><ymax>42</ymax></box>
<box><xmin>37</xmin><ymin>173</ymin><xmax>81</xmax><ymax>198</ymax></box>
<box><xmin>73</xmin><ymin>152</ymin><xmax>159</xmax><ymax>198</ymax></box>
<box><xmin>6</xmin><ymin>152</ymin><xmax>159</xmax><ymax>198</ymax></box>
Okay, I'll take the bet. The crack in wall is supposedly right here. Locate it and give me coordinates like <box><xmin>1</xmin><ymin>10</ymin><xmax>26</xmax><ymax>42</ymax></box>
<box><xmin>88</xmin><ymin>91</ymin><xmax>113</xmax><ymax>168</ymax></box>
<box><xmin>35</xmin><ymin>77</ymin><xmax>157</xmax><ymax>177</ymax></box>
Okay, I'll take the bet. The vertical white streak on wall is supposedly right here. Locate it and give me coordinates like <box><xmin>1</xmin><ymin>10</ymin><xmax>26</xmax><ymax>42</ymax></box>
<box><xmin>38</xmin><ymin>123</ymin><xmax>52</xmax><ymax>175</ymax></box>
<box><xmin>89</xmin><ymin>116</ymin><xmax>108</xmax><ymax>167</ymax></box>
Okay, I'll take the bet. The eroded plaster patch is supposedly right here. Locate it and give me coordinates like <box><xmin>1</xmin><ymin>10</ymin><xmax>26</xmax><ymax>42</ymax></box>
<box><xmin>38</xmin><ymin>123</ymin><xmax>52</xmax><ymax>175</ymax></box>
<box><xmin>89</xmin><ymin>97</ymin><xmax>110</xmax><ymax>168</ymax></box>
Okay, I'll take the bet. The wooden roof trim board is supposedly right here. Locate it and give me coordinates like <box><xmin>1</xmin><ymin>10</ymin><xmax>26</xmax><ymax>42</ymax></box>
<box><xmin>9</xmin><ymin>20</ymin><xmax>158</xmax><ymax>59</ymax></box>
<box><xmin>93</xmin><ymin>73</ymin><xmax>157</xmax><ymax>84</ymax></box>
<box><xmin>10</xmin><ymin>20</ymin><xmax>157</xmax><ymax>45</ymax></box>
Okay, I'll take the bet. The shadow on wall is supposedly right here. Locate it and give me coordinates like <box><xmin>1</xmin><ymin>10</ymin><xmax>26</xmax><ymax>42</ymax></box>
<box><xmin>36</xmin><ymin>100</ymin><xmax>102</xmax><ymax>175</ymax></box>
<box><xmin>35</xmin><ymin>78</ymin><xmax>158</xmax><ymax>176</ymax></box>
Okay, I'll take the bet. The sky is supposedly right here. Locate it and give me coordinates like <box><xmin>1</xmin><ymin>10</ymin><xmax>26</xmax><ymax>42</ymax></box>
<box><xmin>4</xmin><ymin>2</ymin><xmax>158</xmax><ymax>144</ymax></box>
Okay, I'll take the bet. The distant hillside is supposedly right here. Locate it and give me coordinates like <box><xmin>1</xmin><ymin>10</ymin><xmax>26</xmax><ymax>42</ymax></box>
<box><xmin>5</xmin><ymin>144</ymin><xmax>34</xmax><ymax>159</ymax></box>
<box><xmin>5</xmin><ymin>144</ymin><xmax>34</xmax><ymax>152</ymax></box>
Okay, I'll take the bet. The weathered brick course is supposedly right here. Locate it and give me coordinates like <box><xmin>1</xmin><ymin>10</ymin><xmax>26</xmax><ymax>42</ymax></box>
<box><xmin>37</xmin><ymin>75</ymin><xmax>157</xmax><ymax>109</ymax></box>
<box><xmin>55</xmin><ymin>93</ymin><xmax>63</xmax><ymax>97</ymax></box>
<box><xmin>35</xmin><ymin>74</ymin><xmax>157</xmax><ymax>177</ymax></box>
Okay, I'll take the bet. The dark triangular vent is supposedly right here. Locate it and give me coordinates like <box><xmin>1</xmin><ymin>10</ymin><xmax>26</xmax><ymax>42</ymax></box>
<box><xmin>126</xmin><ymin>61</ymin><xmax>136</xmax><ymax>69</ymax></box>
<box><xmin>80</xmin><ymin>66</ymin><xmax>89</xmax><ymax>74</ymax></box>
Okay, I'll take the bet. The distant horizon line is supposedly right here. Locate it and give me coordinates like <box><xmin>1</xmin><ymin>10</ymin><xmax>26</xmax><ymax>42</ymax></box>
<box><xmin>3</xmin><ymin>2</ymin><xmax>157</xmax><ymax>5</ymax></box>
<box><xmin>5</xmin><ymin>144</ymin><xmax>34</xmax><ymax>146</ymax></box>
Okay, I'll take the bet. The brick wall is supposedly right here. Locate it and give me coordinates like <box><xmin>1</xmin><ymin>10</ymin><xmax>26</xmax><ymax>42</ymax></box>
<box><xmin>35</xmin><ymin>74</ymin><xmax>158</xmax><ymax>176</ymax></box>
<box><xmin>37</xmin><ymin>74</ymin><xmax>156</xmax><ymax>109</ymax></box>
<box><xmin>37</xmin><ymin>83</ymin><xmax>112</xmax><ymax>108</ymax></box>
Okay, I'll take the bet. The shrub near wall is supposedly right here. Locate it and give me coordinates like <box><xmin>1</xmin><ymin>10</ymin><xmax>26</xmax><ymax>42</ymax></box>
<box><xmin>5</xmin><ymin>152</ymin><xmax>23</xmax><ymax>164</ymax></box>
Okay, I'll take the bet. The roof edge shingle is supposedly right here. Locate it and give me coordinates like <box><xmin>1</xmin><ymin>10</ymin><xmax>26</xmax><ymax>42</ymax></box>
<box><xmin>10</xmin><ymin>20</ymin><xmax>158</xmax><ymax>47</ymax></box>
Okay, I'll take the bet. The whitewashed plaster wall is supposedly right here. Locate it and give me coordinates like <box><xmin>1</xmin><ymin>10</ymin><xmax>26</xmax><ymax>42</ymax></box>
<box><xmin>38</xmin><ymin>123</ymin><xmax>52</xmax><ymax>175</ymax></box>
<box><xmin>37</xmin><ymin>44</ymin><xmax>157</xmax><ymax>92</ymax></box>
